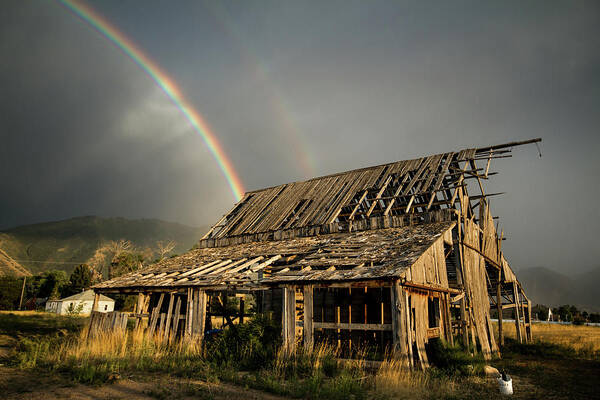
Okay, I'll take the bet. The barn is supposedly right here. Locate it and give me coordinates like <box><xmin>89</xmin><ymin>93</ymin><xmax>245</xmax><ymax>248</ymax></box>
<box><xmin>91</xmin><ymin>139</ymin><xmax>539</xmax><ymax>368</ymax></box>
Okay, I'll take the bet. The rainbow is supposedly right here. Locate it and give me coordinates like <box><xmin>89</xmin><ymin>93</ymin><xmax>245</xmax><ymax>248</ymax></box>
<box><xmin>58</xmin><ymin>0</ymin><xmax>245</xmax><ymax>200</ymax></box>
<box><xmin>206</xmin><ymin>3</ymin><xmax>316</xmax><ymax>178</ymax></box>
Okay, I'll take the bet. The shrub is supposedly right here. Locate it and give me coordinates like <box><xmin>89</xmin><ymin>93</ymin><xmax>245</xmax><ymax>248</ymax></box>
<box><xmin>204</xmin><ymin>313</ymin><xmax>281</xmax><ymax>369</ymax></box>
<box><xmin>426</xmin><ymin>339</ymin><xmax>485</xmax><ymax>376</ymax></box>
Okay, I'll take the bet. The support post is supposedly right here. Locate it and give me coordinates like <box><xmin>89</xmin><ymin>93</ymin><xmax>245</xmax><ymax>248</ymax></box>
<box><xmin>303</xmin><ymin>285</ymin><xmax>314</xmax><ymax>350</ymax></box>
<box><xmin>134</xmin><ymin>292</ymin><xmax>145</xmax><ymax>330</ymax></box>
<box><xmin>92</xmin><ymin>292</ymin><xmax>100</xmax><ymax>312</ymax></box>
<box><xmin>185</xmin><ymin>288</ymin><xmax>193</xmax><ymax>339</ymax></box>
<box><xmin>172</xmin><ymin>296</ymin><xmax>182</xmax><ymax>342</ymax></box>
<box><xmin>497</xmin><ymin>277</ymin><xmax>504</xmax><ymax>346</ymax></box>
<box><xmin>149</xmin><ymin>293</ymin><xmax>165</xmax><ymax>336</ymax></box>
<box><xmin>163</xmin><ymin>293</ymin><xmax>175</xmax><ymax>343</ymax></box>
<box><xmin>282</xmin><ymin>285</ymin><xmax>296</xmax><ymax>353</ymax></box>
<box><xmin>512</xmin><ymin>282</ymin><xmax>523</xmax><ymax>343</ymax></box>
<box><xmin>239</xmin><ymin>297</ymin><xmax>245</xmax><ymax>324</ymax></box>
<box><xmin>391</xmin><ymin>281</ymin><xmax>409</xmax><ymax>367</ymax></box>
<box><xmin>195</xmin><ymin>289</ymin><xmax>207</xmax><ymax>344</ymax></box>
<box><xmin>18</xmin><ymin>276</ymin><xmax>26</xmax><ymax>310</ymax></box>
<box><xmin>526</xmin><ymin>299</ymin><xmax>533</xmax><ymax>342</ymax></box>
<box><xmin>443</xmin><ymin>293</ymin><xmax>453</xmax><ymax>346</ymax></box>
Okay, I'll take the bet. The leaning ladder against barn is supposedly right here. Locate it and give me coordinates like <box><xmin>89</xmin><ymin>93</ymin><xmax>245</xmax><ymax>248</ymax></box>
<box><xmin>90</xmin><ymin>138</ymin><xmax>539</xmax><ymax>367</ymax></box>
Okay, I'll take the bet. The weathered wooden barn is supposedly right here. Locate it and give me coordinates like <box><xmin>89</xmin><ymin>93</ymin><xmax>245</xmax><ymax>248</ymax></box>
<box><xmin>91</xmin><ymin>139</ymin><xmax>539</xmax><ymax>368</ymax></box>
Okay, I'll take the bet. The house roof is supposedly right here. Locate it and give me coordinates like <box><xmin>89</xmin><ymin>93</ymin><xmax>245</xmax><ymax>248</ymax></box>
<box><xmin>94</xmin><ymin>221</ymin><xmax>455</xmax><ymax>291</ymax></box>
<box><xmin>58</xmin><ymin>289</ymin><xmax>113</xmax><ymax>302</ymax></box>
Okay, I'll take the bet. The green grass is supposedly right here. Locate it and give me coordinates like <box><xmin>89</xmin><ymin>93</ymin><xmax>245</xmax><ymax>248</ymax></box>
<box><xmin>0</xmin><ymin>311</ymin><xmax>86</xmax><ymax>336</ymax></box>
<box><xmin>4</xmin><ymin>312</ymin><xmax>600</xmax><ymax>400</ymax></box>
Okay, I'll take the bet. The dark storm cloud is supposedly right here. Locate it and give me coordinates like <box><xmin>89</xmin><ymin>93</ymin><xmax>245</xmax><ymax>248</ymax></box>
<box><xmin>1</xmin><ymin>0</ymin><xmax>599</xmax><ymax>273</ymax></box>
<box><xmin>0</xmin><ymin>1</ymin><xmax>232</xmax><ymax>229</ymax></box>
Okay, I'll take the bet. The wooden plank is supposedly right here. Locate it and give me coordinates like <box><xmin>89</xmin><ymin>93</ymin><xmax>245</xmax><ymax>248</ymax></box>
<box><xmin>149</xmin><ymin>293</ymin><xmax>165</xmax><ymax>336</ymax></box>
<box><xmin>303</xmin><ymin>285</ymin><xmax>314</xmax><ymax>349</ymax></box>
<box><xmin>172</xmin><ymin>296</ymin><xmax>182</xmax><ymax>342</ymax></box>
<box><xmin>282</xmin><ymin>286</ymin><xmax>296</xmax><ymax>352</ymax></box>
<box><xmin>313</xmin><ymin>322</ymin><xmax>393</xmax><ymax>331</ymax></box>
<box><xmin>365</xmin><ymin>175</ymin><xmax>393</xmax><ymax>217</ymax></box>
<box><xmin>250</xmin><ymin>255</ymin><xmax>283</xmax><ymax>272</ymax></box>
<box><xmin>196</xmin><ymin>290</ymin><xmax>207</xmax><ymax>343</ymax></box>
<box><xmin>134</xmin><ymin>293</ymin><xmax>145</xmax><ymax>330</ymax></box>
<box><xmin>92</xmin><ymin>292</ymin><xmax>100</xmax><ymax>312</ymax></box>
<box><xmin>206</xmin><ymin>258</ymin><xmax>249</xmax><ymax>276</ymax></box>
<box><xmin>185</xmin><ymin>288</ymin><xmax>193</xmax><ymax>339</ymax></box>
<box><xmin>163</xmin><ymin>293</ymin><xmax>175</xmax><ymax>343</ymax></box>
<box><xmin>224</xmin><ymin>256</ymin><xmax>265</xmax><ymax>275</ymax></box>
<box><xmin>513</xmin><ymin>282</ymin><xmax>523</xmax><ymax>343</ymax></box>
<box><xmin>497</xmin><ymin>273</ymin><xmax>504</xmax><ymax>346</ymax></box>
<box><xmin>526</xmin><ymin>299</ymin><xmax>533</xmax><ymax>342</ymax></box>
<box><xmin>178</xmin><ymin>260</ymin><xmax>223</xmax><ymax>278</ymax></box>
<box><xmin>391</xmin><ymin>281</ymin><xmax>409</xmax><ymax>366</ymax></box>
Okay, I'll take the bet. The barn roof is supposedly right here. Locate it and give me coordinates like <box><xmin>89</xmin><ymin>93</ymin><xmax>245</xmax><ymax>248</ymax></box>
<box><xmin>200</xmin><ymin>139</ymin><xmax>540</xmax><ymax>247</ymax></box>
<box><xmin>94</xmin><ymin>221</ymin><xmax>455</xmax><ymax>292</ymax></box>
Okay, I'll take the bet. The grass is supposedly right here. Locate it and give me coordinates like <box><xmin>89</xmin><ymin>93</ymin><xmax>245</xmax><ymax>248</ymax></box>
<box><xmin>495</xmin><ymin>321</ymin><xmax>600</xmax><ymax>358</ymax></box>
<box><xmin>2</xmin><ymin>312</ymin><xmax>600</xmax><ymax>399</ymax></box>
<box><xmin>0</xmin><ymin>310</ymin><xmax>87</xmax><ymax>336</ymax></box>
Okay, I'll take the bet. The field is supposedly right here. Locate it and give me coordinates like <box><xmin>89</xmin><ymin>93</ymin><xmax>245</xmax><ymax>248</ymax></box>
<box><xmin>0</xmin><ymin>312</ymin><xmax>599</xmax><ymax>400</ymax></box>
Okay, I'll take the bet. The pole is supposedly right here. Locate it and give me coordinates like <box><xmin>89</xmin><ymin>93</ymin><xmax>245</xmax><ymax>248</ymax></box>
<box><xmin>18</xmin><ymin>276</ymin><xmax>26</xmax><ymax>310</ymax></box>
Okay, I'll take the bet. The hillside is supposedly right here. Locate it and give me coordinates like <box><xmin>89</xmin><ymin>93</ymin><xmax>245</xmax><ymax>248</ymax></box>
<box><xmin>0</xmin><ymin>216</ymin><xmax>209</xmax><ymax>275</ymax></box>
<box><xmin>0</xmin><ymin>248</ymin><xmax>30</xmax><ymax>276</ymax></box>
<box><xmin>518</xmin><ymin>266</ymin><xmax>600</xmax><ymax>313</ymax></box>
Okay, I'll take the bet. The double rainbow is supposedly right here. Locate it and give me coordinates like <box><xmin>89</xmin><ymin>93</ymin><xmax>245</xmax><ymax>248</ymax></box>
<box><xmin>59</xmin><ymin>0</ymin><xmax>245</xmax><ymax>200</ymax></box>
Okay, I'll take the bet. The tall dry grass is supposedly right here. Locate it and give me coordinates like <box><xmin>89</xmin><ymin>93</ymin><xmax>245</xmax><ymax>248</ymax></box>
<box><xmin>16</xmin><ymin>326</ymin><xmax>211</xmax><ymax>384</ymax></box>
<box><xmin>494</xmin><ymin>322</ymin><xmax>600</xmax><ymax>357</ymax></box>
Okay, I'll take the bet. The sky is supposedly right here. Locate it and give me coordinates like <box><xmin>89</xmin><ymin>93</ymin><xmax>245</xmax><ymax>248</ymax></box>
<box><xmin>1</xmin><ymin>0</ymin><xmax>599</xmax><ymax>273</ymax></box>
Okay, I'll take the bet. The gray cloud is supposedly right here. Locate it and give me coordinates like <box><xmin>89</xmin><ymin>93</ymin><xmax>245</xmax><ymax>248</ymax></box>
<box><xmin>1</xmin><ymin>0</ymin><xmax>599</xmax><ymax>273</ymax></box>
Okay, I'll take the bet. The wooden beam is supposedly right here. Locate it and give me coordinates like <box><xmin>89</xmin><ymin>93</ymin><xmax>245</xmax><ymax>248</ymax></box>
<box><xmin>303</xmin><ymin>285</ymin><xmax>314</xmax><ymax>350</ymax></box>
<box><xmin>172</xmin><ymin>296</ymin><xmax>182</xmax><ymax>342</ymax></box>
<box><xmin>313</xmin><ymin>322</ymin><xmax>392</xmax><ymax>331</ymax></box>
<box><xmin>195</xmin><ymin>290</ymin><xmax>207</xmax><ymax>343</ymax></box>
<box><xmin>348</xmin><ymin>190</ymin><xmax>369</xmax><ymax>220</ymax></box>
<box><xmin>185</xmin><ymin>288</ymin><xmax>193</xmax><ymax>339</ymax></box>
<box><xmin>92</xmin><ymin>292</ymin><xmax>100</xmax><ymax>312</ymax></box>
<box><xmin>526</xmin><ymin>299</ymin><xmax>533</xmax><ymax>342</ymax></box>
<box><xmin>497</xmin><ymin>271</ymin><xmax>504</xmax><ymax>346</ymax></box>
<box><xmin>149</xmin><ymin>293</ymin><xmax>165</xmax><ymax>336</ymax></box>
<box><xmin>365</xmin><ymin>175</ymin><xmax>393</xmax><ymax>217</ymax></box>
<box><xmin>282</xmin><ymin>286</ymin><xmax>296</xmax><ymax>353</ymax></box>
<box><xmin>391</xmin><ymin>281</ymin><xmax>409</xmax><ymax>367</ymax></box>
<box><xmin>513</xmin><ymin>282</ymin><xmax>523</xmax><ymax>343</ymax></box>
<box><xmin>401</xmin><ymin>281</ymin><xmax>462</xmax><ymax>295</ymax></box>
<box><xmin>163</xmin><ymin>293</ymin><xmax>175</xmax><ymax>343</ymax></box>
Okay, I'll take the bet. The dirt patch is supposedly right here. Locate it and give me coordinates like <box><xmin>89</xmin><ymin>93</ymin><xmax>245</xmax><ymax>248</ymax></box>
<box><xmin>0</xmin><ymin>334</ymin><xmax>17</xmax><ymax>359</ymax></box>
<box><xmin>0</xmin><ymin>366</ymin><xmax>287</xmax><ymax>400</ymax></box>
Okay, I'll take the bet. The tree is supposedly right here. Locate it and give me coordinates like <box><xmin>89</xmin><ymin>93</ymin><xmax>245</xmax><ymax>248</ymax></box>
<box><xmin>38</xmin><ymin>270</ymin><xmax>68</xmax><ymax>299</ymax></box>
<box><xmin>531</xmin><ymin>304</ymin><xmax>549</xmax><ymax>320</ymax></box>
<box><xmin>156</xmin><ymin>240</ymin><xmax>176</xmax><ymax>260</ymax></box>
<box><xmin>110</xmin><ymin>252</ymin><xmax>144</xmax><ymax>278</ymax></box>
<box><xmin>66</xmin><ymin>302</ymin><xmax>84</xmax><ymax>316</ymax></box>
<box><xmin>64</xmin><ymin>264</ymin><xmax>95</xmax><ymax>296</ymax></box>
<box><xmin>0</xmin><ymin>276</ymin><xmax>23</xmax><ymax>310</ymax></box>
<box><xmin>87</xmin><ymin>239</ymin><xmax>134</xmax><ymax>280</ymax></box>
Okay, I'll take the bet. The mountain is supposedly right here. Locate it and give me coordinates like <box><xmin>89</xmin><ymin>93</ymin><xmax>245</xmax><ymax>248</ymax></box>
<box><xmin>0</xmin><ymin>248</ymin><xmax>30</xmax><ymax>276</ymax></box>
<box><xmin>0</xmin><ymin>216</ymin><xmax>209</xmax><ymax>275</ymax></box>
<box><xmin>517</xmin><ymin>266</ymin><xmax>600</xmax><ymax>313</ymax></box>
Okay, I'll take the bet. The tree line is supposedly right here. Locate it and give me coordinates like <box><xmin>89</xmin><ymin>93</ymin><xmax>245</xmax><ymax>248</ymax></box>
<box><xmin>531</xmin><ymin>303</ymin><xmax>600</xmax><ymax>324</ymax></box>
<box><xmin>0</xmin><ymin>239</ymin><xmax>177</xmax><ymax>310</ymax></box>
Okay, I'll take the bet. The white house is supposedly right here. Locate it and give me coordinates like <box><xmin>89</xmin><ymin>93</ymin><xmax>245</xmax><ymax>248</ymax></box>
<box><xmin>45</xmin><ymin>290</ymin><xmax>114</xmax><ymax>315</ymax></box>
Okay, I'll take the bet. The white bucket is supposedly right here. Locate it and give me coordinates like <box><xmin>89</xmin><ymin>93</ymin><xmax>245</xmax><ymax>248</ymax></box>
<box><xmin>497</xmin><ymin>376</ymin><xmax>513</xmax><ymax>395</ymax></box>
